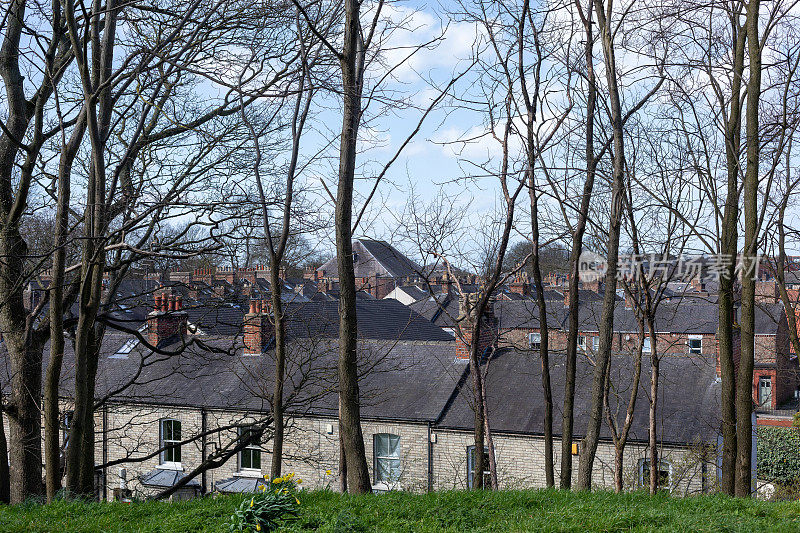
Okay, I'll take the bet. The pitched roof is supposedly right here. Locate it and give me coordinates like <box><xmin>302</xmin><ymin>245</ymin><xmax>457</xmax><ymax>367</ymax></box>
<box><xmin>437</xmin><ymin>349</ymin><xmax>721</xmax><ymax>445</ymax></box>
<box><xmin>317</xmin><ymin>239</ymin><xmax>421</xmax><ymax>280</ymax></box>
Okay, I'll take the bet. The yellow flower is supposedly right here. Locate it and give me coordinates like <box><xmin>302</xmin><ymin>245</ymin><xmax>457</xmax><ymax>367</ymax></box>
<box><xmin>256</xmin><ymin>524</ymin><xmax>261</xmax><ymax>531</ymax></box>
<box><xmin>275</xmin><ymin>488</ymin><xmax>280</xmax><ymax>494</ymax></box>
<box><xmin>271</xmin><ymin>478</ymin><xmax>280</xmax><ymax>484</ymax></box>
<box><xmin>325</xmin><ymin>470</ymin><xmax>332</xmax><ymax>476</ymax></box>
<box><xmin>250</xmin><ymin>498</ymin><xmax>254</xmax><ymax>507</ymax></box>
<box><xmin>297</xmin><ymin>479</ymin><xmax>302</xmax><ymax>484</ymax></box>
<box><xmin>295</xmin><ymin>497</ymin><xmax>300</xmax><ymax>505</ymax></box>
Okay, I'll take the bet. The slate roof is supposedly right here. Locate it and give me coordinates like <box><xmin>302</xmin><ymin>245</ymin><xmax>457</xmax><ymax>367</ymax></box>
<box><xmin>282</xmin><ymin>299</ymin><xmax>454</xmax><ymax>341</ymax></box>
<box><xmin>394</xmin><ymin>285</ymin><xmax>429</xmax><ymax>302</ymax></box>
<box><xmin>215</xmin><ymin>476</ymin><xmax>267</xmax><ymax>493</ymax></box>
<box><xmin>409</xmin><ymin>295</ymin><xmax>460</xmax><ymax>328</ymax></box>
<box><xmin>437</xmin><ymin>349</ymin><xmax>721</xmax><ymax>445</ymax></box>
<box><xmin>494</xmin><ymin>300</ymin><xmax>566</xmax><ymax>330</ymax></box>
<box><xmin>317</xmin><ymin>239</ymin><xmax>422</xmax><ymax>280</ymax></box>
<box><xmin>140</xmin><ymin>468</ymin><xmax>200</xmax><ymax>488</ymax></box>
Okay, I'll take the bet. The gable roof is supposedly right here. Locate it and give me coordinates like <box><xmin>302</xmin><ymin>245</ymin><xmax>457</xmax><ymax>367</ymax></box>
<box><xmin>316</xmin><ymin>239</ymin><xmax>422</xmax><ymax>280</ymax></box>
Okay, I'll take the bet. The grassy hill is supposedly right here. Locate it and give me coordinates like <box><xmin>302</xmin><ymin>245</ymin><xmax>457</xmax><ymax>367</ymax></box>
<box><xmin>2</xmin><ymin>488</ymin><xmax>800</xmax><ymax>532</ymax></box>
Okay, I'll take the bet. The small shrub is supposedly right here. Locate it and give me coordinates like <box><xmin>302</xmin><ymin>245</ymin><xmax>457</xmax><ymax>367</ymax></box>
<box><xmin>228</xmin><ymin>473</ymin><xmax>301</xmax><ymax>532</ymax></box>
<box><xmin>757</xmin><ymin>426</ymin><xmax>800</xmax><ymax>485</ymax></box>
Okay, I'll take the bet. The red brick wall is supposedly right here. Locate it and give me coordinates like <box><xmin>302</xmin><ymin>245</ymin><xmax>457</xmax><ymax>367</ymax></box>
<box><xmin>455</xmin><ymin>318</ymin><xmax>497</xmax><ymax>360</ymax></box>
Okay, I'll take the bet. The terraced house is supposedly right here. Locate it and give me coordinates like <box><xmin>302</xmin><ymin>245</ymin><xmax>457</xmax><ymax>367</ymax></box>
<box><xmin>3</xmin><ymin>280</ymin><xmax>722</xmax><ymax>500</ymax></box>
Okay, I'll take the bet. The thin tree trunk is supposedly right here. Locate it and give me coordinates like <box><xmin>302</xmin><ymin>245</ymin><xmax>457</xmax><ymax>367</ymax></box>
<box><xmin>562</xmin><ymin>0</ymin><xmax>597</xmax><ymax>489</ymax></box>
<box><xmin>577</xmin><ymin>0</ymin><xmax>626</xmax><ymax>491</ymax></box>
<box><xmin>718</xmin><ymin>9</ymin><xmax>746</xmax><ymax>497</ymax></box>
<box><xmin>44</xmin><ymin>107</ymin><xmax>85</xmax><ymax>501</ymax></box>
<box><xmin>736</xmin><ymin>0</ymin><xmax>761</xmax><ymax>497</ymax></box>
<box><xmin>519</xmin><ymin>0</ymin><xmax>553</xmax><ymax>486</ymax></box>
<box><xmin>648</xmin><ymin>321</ymin><xmax>659</xmax><ymax>494</ymax></box>
<box><xmin>335</xmin><ymin>0</ymin><xmax>371</xmax><ymax>494</ymax></box>
<box><xmin>270</xmin><ymin>272</ymin><xmax>285</xmax><ymax>479</ymax></box>
<box><xmin>531</xmin><ymin>193</ymin><xmax>554</xmax><ymax>487</ymax></box>
<box><xmin>481</xmin><ymin>368</ymin><xmax>498</xmax><ymax>489</ymax></box>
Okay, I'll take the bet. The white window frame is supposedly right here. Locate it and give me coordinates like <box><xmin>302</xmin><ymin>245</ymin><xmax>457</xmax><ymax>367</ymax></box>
<box><xmin>638</xmin><ymin>458</ymin><xmax>672</xmax><ymax>492</ymax></box>
<box><xmin>758</xmin><ymin>376</ymin><xmax>773</xmax><ymax>407</ymax></box>
<box><xmin>466</xmin><ymin>445</ymin><xmax>491</xmax><ymax>489</ymax></box>
<box><xmin>373</xmin><ymin>433</ymin><xmax>401</xmax><ymax>490</ymax></box>
<box><xmin>578</xmin><ymin>335</ymin><xmax>587</xmax><ymax>352</ymax></box>
<box><xmin>592</xmin><ymin>336</ymin><xmax>600</xmax><ymax>353</ymax></box>
<box><xmin>238</xmin><ymin>426</ymin><xmax>262</xmax><ymax>475</ymax></box>
<box><xmin>159</xmin><ymin>419</ymin><xmax>182</xmax><ymax>469</ymax></box>
<box><xmin>528</xmin><ymin>332</ymin><xmax>541</xmax><ymax>350</ymax></box>
<box><xmin>688</xmin><ymin>335</ymin><xmax>702</xmax><ymax>354</ymax></box>
<box><xmin>642</xmin><ymin>337</ymin><xmax>652</xmax><ymax>353</ymax></box>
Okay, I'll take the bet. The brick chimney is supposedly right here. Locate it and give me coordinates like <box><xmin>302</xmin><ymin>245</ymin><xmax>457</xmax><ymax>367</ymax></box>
<box><xmin>455</xmin><ymin>294</ymin><xmax>498</xmax><ymax>361</ymax></box>
<box><xmin>147</xmin><ymin>293</ymin><xmax>187</xmax><ymax>348</ymax></box>
<box><xmin>243</xmin><ymin>300</ymin><xmax>273</xmax><ymax>355</ymax></box>
<box><xmin>509</xmin><ymin>272</ymin><xmax>530</xmax><ymax>296</ymax></box>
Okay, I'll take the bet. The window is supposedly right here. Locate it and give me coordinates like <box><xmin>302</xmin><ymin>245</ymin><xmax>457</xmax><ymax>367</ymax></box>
<box><xmin>239</xmin><ymin>426</ymin><xmax>262</xmax><ymax>472</ymax></box>
<box><xmin>642</xmin><ymin>337</ymin><xmax>652</xmax><ymax>353</ymax></box>
<box><xmin>759</xmin><ymin>377</ymin><xmax>773</xmax><ymax>407</ymax></box>
<box><xmin>688</xmin><ymin>336</ymin><xmax>702</xmax><ymax>354</ymax></box>
<box><xmin>111</xmin><ymin>338</ymin><xmax>138</xmax><ymax>359</ymax></box>
<box><xmin>639</xmin><ymin>459</ymin><xmax>671</xmax><ymax>491</ymax></box>
<box><xmin>373</xmin><ymin>433</ymin><xmax>401</xmax><ymax>485</ymax></box>
<box><xmin>61</xmin><ymin>411</ymin><xmax>73</xmax><ymax>455</ymax></box>
<box><xmin>578</xmin><ymin>336</ymin><xmax>587</xmax><ymax>352</ymax></box>
<box><xmin>528</xmin><ymin>332</ymin><xmax>541</xmax><ymax>350</ymax></box>
<box><xmin>160</xmin><ymin>419</ymin><xmax>182</xmax><ymax>467</ymax></box>
<box><xmin>443</xmin><ymin>327</ymin><xmax>455</xmax><ymax>337</ymax></box>
<box><xmin>466</xmin><ymin>445</ymin><xmax>491</xmax><ymax>489</ymax></box>
<box><xmin>592</xmin><ymin>336</ymin><xmax>599</xmax><ymax>353</ymax></box>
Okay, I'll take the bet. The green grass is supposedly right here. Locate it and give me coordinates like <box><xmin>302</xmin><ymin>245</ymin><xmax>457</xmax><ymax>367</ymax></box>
<box><xmin>2</xmin><ymin>489</ymin><xmax>800</xmax><ymax>532</ymax></box>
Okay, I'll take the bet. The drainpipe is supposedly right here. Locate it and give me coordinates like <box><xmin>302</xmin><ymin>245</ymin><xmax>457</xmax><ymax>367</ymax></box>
<box><xmin>201</xmin><ymin>408</ymin><xmax>208</xmax><ymax>494</ymax></box>
<box><xmin>427</xmin><ymin>422</ymin><xmax>433</xmax><ymax>492</ymax></box>
<box><xmin>102</xmin><ymin>405</ymin><xmax>108</xmax><ymax>501</ymax></box>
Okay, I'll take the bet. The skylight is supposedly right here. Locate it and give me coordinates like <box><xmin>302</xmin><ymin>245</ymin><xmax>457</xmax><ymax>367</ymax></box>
<box><xmin>111</xmin><ymin>338</ymin><xmax>138</xmax><ymax>359</ymax></box>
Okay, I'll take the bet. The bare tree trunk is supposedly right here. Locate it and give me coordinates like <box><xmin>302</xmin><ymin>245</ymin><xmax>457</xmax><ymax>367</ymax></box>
<box><xmin>577</xmin><ymin>0</ymin><xmax>626</xmax><ymax>491</ymax></box>
<box><xmin>519</xmin><ymin>0</ymin><xmax>553</xmax><ymax>487</ymax></box>
<box><xmin>647</xmin><ymin>321</ymin><xmax>659</xmax><ymax>494</ymax></box>
<box><xmin>335</xmin><ymin>0</ymin><xmax>372</xmax><ymax>494</ymax></box>
<box><xmin>531</xmin><ymin>192</ymin><xmax>554</xmax><ymax>487</ymax></box>
<box><xmin>44</xmin><ymin>106</ymin><xmax>85</xmax><ymax>501</ymax></box>
<box><xmin>717</xmin><ymin>7</ymin><xmax>747</xmax><ymax>496</ymax></box>
<box><xmin>270</xmin><ymin>271</ymin><xmax>286</xmax><ymax>479</ymax></box>
<box><xmin>480</xmin><ymin>367</ymin><xmax>498</xmax><ymax>489</ymax></box>
<box><xmin>562</xmin><ymin>0</ymin><xmax>597</xmax><ymax>489</ymax></box>
<box><xmin>604</xmin><ymin>310</ymin><xmax>643</xmax><ymax>493</ymax></box>
<box><xmin>63</xmin><ymin>0</ymin><xmax>117</xmax><ymax>496</ymax></box>
<box><xmin>0</xmin><ymin>0</ymin><xmax>47</xmax><ymax>503</ymax></box>
<box><xmin>735</xmin><ymin>0</ymin><xmax>761</xmax><ymax>498</ymax></box>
